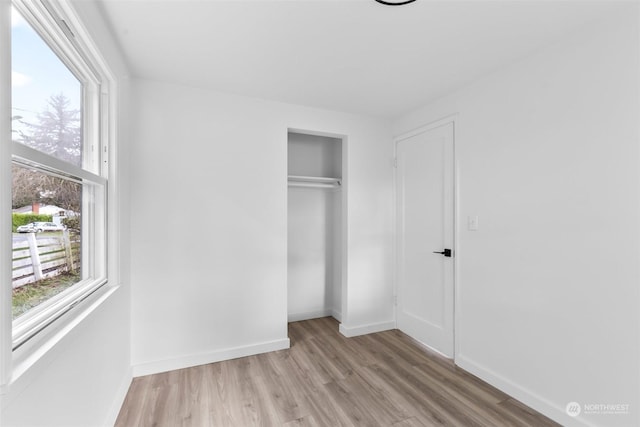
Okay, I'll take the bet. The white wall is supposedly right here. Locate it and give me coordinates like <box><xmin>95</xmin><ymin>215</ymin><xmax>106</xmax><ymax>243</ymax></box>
<box><xmin>1</xmin><ymin>290</ymin><xmax>131</xmax><ymax>426</ymax></box>
<box><xmin>0</xmin><ymin>1</ymin><xmax>132</xmax><ymax>426</ymax></box>
<box><xmin>394</xmin><ymin>7</ymin><xmax>639</xmax><ymax>427</ymax></box>
<box><xmin>129</xmin><ymin>79</ymin><xmax>394</xmax><ymax>375</ymax></box>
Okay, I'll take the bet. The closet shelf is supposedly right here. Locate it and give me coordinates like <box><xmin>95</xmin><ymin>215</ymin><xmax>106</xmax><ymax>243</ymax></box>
<box><xmin>288</xmin><ymin>175</ymin><xmax>341</xmax><ymax>189</ymax></box>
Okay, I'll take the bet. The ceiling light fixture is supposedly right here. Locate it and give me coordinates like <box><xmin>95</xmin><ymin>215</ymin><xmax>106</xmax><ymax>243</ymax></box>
<box><xmin>374</xmin><ymin>0</ymin><xmax>417</xmax><ymax>5</ymax></box>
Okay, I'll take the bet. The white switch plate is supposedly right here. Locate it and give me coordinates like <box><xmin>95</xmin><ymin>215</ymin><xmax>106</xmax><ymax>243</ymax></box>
<box><xmin>468</xmin><ymin>216</ymin><xmax>479</xmax><ymax>231</ymax></box>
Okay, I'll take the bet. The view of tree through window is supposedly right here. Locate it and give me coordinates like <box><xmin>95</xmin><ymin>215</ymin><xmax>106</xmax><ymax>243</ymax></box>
<box><xmin>17</xmin><ymin>93</ymin><xmax>82</xmax><ymax>167</ymax></box>
<box><xmin>11</xmin><ymin>7</ymin><xmax>84</xmax><ymax>319</ymax></box>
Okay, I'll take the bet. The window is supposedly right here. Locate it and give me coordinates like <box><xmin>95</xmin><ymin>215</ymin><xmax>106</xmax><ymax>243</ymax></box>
<box><xmin>7</xmin><ymin>0</ymin><xmax>109</xmax><ymax>352</ymax></box>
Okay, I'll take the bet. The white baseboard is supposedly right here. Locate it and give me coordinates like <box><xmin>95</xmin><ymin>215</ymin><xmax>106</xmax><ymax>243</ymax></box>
<box><xmin>339</xmin><ymin>320</ymin><xmax>395</xmax><ymax>337</ymax></box>
<box><xmin>330</xmin><ymin>309</ymin><xmax>342</xmax><ymax>322</ymax></box>
<box><xmin>103</xmin><ymin>367</ymin><xmax>132</xmax><ymax>426</ymax></box>
<box><xmin>288</xmin><ymin>309</ymin><xmax>333</xmax><ymax>322</ymax></box>
<box><xmin>132</xmin><ymin>338</ymin><xmax>290</xmax><ymax>377</ymax></box>
<box><xmin>456</xmin><ymin>354</ymin><xmax>597</xmax><ymax>427</ymax></box>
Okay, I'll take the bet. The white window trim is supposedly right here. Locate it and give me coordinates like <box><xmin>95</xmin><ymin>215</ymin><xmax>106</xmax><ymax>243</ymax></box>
<box><xmin>1</xmin><ymin>0</ymin><xmax>13</xmax><ymax>388</ymax></box>
<box><xmin>0</xmin><ymin>0</ymin><xmax>119</xmax><ymax>388</ymax></box>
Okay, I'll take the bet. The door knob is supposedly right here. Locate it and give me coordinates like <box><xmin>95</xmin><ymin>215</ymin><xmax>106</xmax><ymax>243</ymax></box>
<box><xmin>433</xmin><ymin>249</ymin><xmax>452</xmax><ymax>257</ymax></box>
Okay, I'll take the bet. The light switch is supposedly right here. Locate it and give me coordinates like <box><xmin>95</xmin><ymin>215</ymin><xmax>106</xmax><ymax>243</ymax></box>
<box><xmin>468</xmin><ymin>216</ymin><xmax>479</xmax><ymax>231</ymax></box>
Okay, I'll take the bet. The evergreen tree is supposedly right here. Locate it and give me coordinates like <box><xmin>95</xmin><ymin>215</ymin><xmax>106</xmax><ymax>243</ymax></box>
<box><xmin>19</xmin><ymin>93</ymin><xmax>81</xmax><ymax>167</ymax></box>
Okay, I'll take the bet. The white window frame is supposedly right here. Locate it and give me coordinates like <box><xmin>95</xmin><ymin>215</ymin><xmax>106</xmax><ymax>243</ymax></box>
<box><xmin>0</xmin><ymin>0</ymin><xmax>117</xmax><ymax>386</ymax></box>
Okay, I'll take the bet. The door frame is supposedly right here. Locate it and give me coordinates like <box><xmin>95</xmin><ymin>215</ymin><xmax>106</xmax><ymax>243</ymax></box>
<box><xmin>393</xmin><ymin>114</ymin><xmax>460</xmax><ymax>360</ymax></box>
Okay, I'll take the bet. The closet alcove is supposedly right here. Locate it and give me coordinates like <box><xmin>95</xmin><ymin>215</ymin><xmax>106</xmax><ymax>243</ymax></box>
<box><xmin>287</xmin><ymin>131</ymin><xmax>344</xmax><ymax>323</ymax></box>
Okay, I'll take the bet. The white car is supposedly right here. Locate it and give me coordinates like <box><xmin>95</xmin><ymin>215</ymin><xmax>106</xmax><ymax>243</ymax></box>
<box><xmin>17</xmin><ymin>222</ymin><xmax>65</xmax><ymax>233</ymax></box>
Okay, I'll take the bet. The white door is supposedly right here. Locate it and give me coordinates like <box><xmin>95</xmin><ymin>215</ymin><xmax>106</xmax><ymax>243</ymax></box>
<box><xmin>396</xmin><ymin>122</ymin><xmax>454</xmax><ymax>357</ymax></box>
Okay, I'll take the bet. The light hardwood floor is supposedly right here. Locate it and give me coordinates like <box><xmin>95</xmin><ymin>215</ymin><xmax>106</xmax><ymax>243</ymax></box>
<box><xmin>115</xmin><ymin>317</ymin><xmax>560</xmax><ymax>426</ymax></box>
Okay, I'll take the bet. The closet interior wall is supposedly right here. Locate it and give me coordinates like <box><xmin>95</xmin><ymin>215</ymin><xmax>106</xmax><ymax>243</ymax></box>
<box><xmin>287</xmin><ymin>132</ymin><xmax>342</xmax><ymax>323</ymax></box>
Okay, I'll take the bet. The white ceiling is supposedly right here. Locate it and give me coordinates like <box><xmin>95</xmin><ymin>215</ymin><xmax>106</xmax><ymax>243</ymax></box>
<box><xmin>96</xmin><ymin>0</ymin><xmax>626</xmax><ymax>118</ymax></box>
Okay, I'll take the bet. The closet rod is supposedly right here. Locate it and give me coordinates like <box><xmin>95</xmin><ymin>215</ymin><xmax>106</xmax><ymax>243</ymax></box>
<box><xmin>288</xmin><ymin>175</ymin><xmax>341</xmax><ymax>188</ymax></box>
<box><xmin>288</xmin><ymin>181</ymin><xmax>340</xmax><ymax>189</ymax></box>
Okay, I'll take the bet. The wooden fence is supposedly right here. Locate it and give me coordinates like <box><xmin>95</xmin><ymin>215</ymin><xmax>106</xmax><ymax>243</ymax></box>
<box><xmin>12</xmin><ymin>230</ymin><xmax>80</xmax><ymax>289</ymax></box>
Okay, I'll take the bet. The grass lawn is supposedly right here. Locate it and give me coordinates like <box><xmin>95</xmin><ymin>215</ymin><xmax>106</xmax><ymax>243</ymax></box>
<box><xmin>12</xmin><ymin>272</ymin><xmax>81</xmax><ymax>320</ymax></box>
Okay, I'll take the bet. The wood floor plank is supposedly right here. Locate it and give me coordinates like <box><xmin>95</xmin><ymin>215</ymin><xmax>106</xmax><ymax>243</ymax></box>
<box><xmin>282</xmin><ymin>414</ymin><xmax>319</xmax><ymax>427</ymax></box>
<box><xmin>201</xmin><ymin>362</ymin><xmax>236</xmax><ymax>426</ymax></box>
<box><xmin>136</xmin><ymin>382</ymin><xmax>164</xmax><ymax>426</ymax></box>
<box><xmin>391</xmin><ymin>417</ymin><xmax>430</xmax><ymax>427</ymax></box>
<box><xmin>335</xmin><ymin>369</ymin><xmax>412</xmax><ymax>425</ymax></box>
<box><xmin>301</xmin><ymin>336</ymin><xmax>350</xmax><ymax>383</ymax></box>
<box><xmin>298</xmin><ymin>388</ymin><xmax>355</xmax><ymax>427</ymax></box>
<box><xmin>256</xmin><ymin>350</ymin><xmax>309</xmax><ymax>423</ymax></box>
<box><xmin>497</xmin><ymin>398</ymin><xmax>563</xmax><ymax>427</ymax></box>
<box><xmin>365</xmin><ymin>362</ymin><xmax>468</xmax><ymax>426</ymax></box>
<box><xmin>281</xmin><ymin>347</ymin><xmax>355</xmax><ymax>426</ymax></box>
<box><xmin>115</xmin><ymin>317</ymin><xmax>561</xmax><ymax>427</ymax></box>
<box><xmin>114</xmin><ymin>376</ymin><xmax>150</xmax><ymax>427</ymax></box>
<box><xmin>324</xmin><ymin>379</ymin><xmax>382</xmax><ymax>426</ymax></box>
<box><xmin>247</xmin><ymin>374</ymin><xmax>287</xmax><ymax>425</ymax></box>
